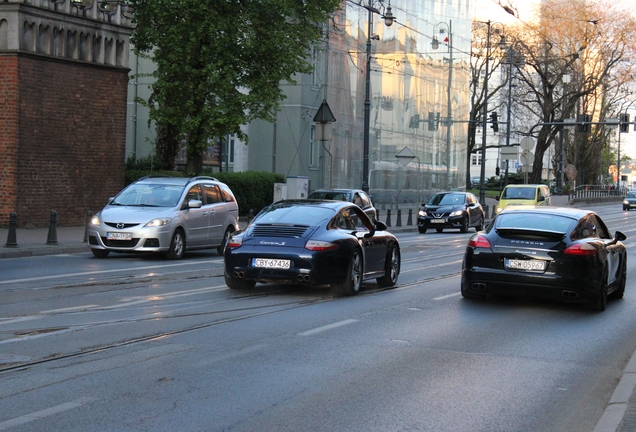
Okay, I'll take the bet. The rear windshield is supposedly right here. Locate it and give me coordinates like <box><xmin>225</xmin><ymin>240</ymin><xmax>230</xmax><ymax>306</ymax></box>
<box><xmin>494</xmin><ymin>212</ymin><xmax>576</xmax><ymax>235</ymax></box>
<box><xmin>254</xmin><ymin>205</ymin><xmax>336</xmax><ymax>226</ymax></box>
<box><xmin>501</xmin><ymin>187</ymin><xmax>537</xmax><ymax>200</ymax></box>
<box><xmin>308</xmin><ymin>191</ymin><xmax>349</xmax><ymax>201</ymax></box>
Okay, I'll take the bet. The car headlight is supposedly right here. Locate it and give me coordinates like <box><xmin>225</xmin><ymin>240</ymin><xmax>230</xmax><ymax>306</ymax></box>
<box><xmin>418</xmin><ymin>210</ymin><xmax>427</xmax><ymax>217</ymax></box>
<box><xmin>496</xmin><ymin>207</ymin><xmax>503</xmax><ymax>214</ymax></box>
<box><xmin>450</xmin><ymin>210</ymin><xmax>463</xmax><ymax>217</ymax></box>
<box><xmin>144</xmin><ymin>218</ymin><xmax>172</xmax><ymax>227</ymax></box>
<box><xmin>624</xmin><ymin>199</ymin><xmax>629</xmax><ymax>204</ymax></box>
<box><xmin>90</xmin><ymin>215</ymin><xmax>101</xmax><ymax>226</ymax></box>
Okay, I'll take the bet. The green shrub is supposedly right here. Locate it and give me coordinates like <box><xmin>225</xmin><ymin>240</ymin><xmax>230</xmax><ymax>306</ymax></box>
<box><xmin>207</xmin><ymin>171</ymin><xmax>285</xmax><ymax>216</ymax></box>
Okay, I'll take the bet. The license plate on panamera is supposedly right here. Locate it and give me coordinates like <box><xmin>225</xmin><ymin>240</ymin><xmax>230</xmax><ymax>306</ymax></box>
<box><xmin>252</xmin><ymin>258</ymin><xmax>291</xmax><ymax>269</ymax></box>
<box><xmin>505</xmin><ymin>259</ymin><xmax>546</xmax><ymax>271</ymax></box>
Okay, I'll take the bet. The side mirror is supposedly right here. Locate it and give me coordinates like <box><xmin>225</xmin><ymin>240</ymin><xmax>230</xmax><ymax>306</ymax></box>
<box><xmin>188</xmin><ymin>199</ymin><xmax>203</xmax><ymax>209</ymax></box>
<box><xmin>495</xmin><ymin>196</ymin><xmax>500</xmax><ymax>201</ymax></box>
<box><xmin>615</xmin><ymin>231</ymin><xmax>627</xmax><ymax>242</ymax></box>
<box><xmin>538</xmin><ymin>196</ymin><xmax>545</xmax><ymax>202</ymax></box>
<box><xmin>375</xmin><ymin>220</ymin><xmax>388</xmax><ymax>231</ymax></box>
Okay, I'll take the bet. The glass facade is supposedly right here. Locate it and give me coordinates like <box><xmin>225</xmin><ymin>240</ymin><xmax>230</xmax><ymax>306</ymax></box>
<box><xmin>316</xmin><ymin>0</ymin><xmax>474</xmax><ymax>205</ymax></box>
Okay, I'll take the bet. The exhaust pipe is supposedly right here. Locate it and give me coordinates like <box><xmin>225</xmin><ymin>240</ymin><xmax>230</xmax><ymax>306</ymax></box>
<box><xmin>233</xmin><ymin>271</ymin><xmax>245</xmax><ymax>279</ymax></box>
<box><xmin>297</xmin><ymin>274</ymin><xmax>310</xmax><ymax>282</ymax></box>
<box><xmin>471</xmin><ymin>283</ymin><xmax>486</xmax><ymax>291</ymax></box>
<box><xmin>562</xmin><ymin>290</ymin><xmax>579</xmax><ymax>299</ymax></box>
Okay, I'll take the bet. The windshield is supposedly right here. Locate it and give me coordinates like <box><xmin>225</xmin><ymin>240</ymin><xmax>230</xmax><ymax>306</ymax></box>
<box><xmin>627</xmin><ymin>191</ymin><xmax>636</xmax><ymax>198</ymax></box>
<box><xmin>495</xmin><ymin>212</ymin><xmax>576</xmax><ymax>234</ymax></box>
<box><xmin>428</xmin><ymin>193</ymin><xmax>465</xmax><ymax>206</ymax></box>
<box><xmin>111</xmin><ymin>184</ymin><xmax>184</xmax><ymax>207</ymax></box>
<box><xmin>254</xmin><ymin>204</ymin><xmax>336</xmax><ymax>226</ymax></box>
<box><xmin>501</xmin><ymin>187</ymin><xmax>537</xmax><ymax>200</ymax></box>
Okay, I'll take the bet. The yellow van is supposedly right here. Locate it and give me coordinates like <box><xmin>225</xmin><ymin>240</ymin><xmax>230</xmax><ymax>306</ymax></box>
<box><xmin>496</xmin><ymin>184</ymin><xmax>551</xmax><ymax>214</ymax></box>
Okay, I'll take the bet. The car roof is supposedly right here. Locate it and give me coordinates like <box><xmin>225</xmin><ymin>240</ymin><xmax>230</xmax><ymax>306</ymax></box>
<box><xmin>503</xmin><ymin>184</ymin><xmax>546</xmax><ymax>188</ymax></box>
<box><xmin>310</xmin><ymin>189</ymin><xmax>362</xmax><ymax>193</ymax></box>
<box><xmin>133</xmin><ymin>175</ymin><xmax>221</xmax><ymax>186</ymax></box>
<box><xmin>498</xmin><ymin>205</ymin><xmax>592</xmax><ymax>219</ymax></box>
<box><xmin>275</xmin><ymin>199</ymin><xmax>356</xmax><ymax>210</ymax></box>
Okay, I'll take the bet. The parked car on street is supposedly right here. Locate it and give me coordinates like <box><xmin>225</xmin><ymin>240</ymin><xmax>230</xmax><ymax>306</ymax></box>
<box><xmin>417</xmin><ymin>191</ymin><xmax>485</xmax><ymax>234</ymax></box>
<box><xmin>87</xmin><ymin>175</ymin><xmax>239</xmax><ymax>259</ymax></box>
<box><xmin>461</xmin><ymin>206</ymin><xmax>627</xmax><ymax>311</ymax></box>
<box><xmin>307</xmin><ymin>189</ymin><xmax>377</xmax><ymax>221</ymax></box>
<box><xmin>623</xmin><ymin>190</ymin><xmax>636</xmax><ymax>210</ymax></box>
<box><xmin>223</xmin><ymin>200</ymin><xmax>400</xmax><ymax>295</ymax></box>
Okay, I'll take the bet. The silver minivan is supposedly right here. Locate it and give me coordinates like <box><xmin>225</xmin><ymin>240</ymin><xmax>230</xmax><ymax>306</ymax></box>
<box><xmin>87</xmin><ymin>176</ymin><xmax>239</xmax><ymax>259</ymax></box>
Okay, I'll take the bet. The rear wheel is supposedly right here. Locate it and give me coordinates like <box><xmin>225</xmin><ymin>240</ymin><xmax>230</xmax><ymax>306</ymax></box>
<box><xmin>475</xmin><ymin>217</ymin><xmax>484</xmax><ymax>232</ymax></box>
<box><xmin>376</xmin><ymin>243</ymin><xmax>400</xmax><ymax>288</ymax></box>
<box><xmin>165</xmin><ymin>229</ymin><xmax>185</xmax><ymax>260</ymax></box>
<box><xmin>332</xmin><ymin>249</ymin><xmax>363</xmax><ymax>296</ymax></box>
<box><xmin>612</xmin><ymin>257</ymin><xmax>627</xmax><ymax>299</ymax></box>
<box><xmin>590</xmin><ymin>268</ymin><xmax>608</xmax><ymax>312</ymax></box>
<box><xmin>217</xmin><ymin>228</ymin><xmax>233</xmax><ymax>255</ymax></box>
<box><xmin>91</xmin><ymin>249</ymin><xmax>110</xmax><ymax>258</ymax></box>
<box><xmin>224</xmin><ymin>273</ymin><xmax>256</xmax><ymax>290</ymax></box>
<box><xmin>461</xmin><ymin>282</ymin><xmax>485</xmax><ymax>300</ymax></box>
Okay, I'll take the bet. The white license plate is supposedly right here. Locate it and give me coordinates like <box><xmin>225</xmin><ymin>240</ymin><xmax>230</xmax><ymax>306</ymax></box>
<box><xmin>505</xmin><ymin>259</ymin><xmax>546</xmax><ymax>271</ymax></box>
<box><xmin>252</xmin><ymin>258</ymin><xmax>291</xmax><ymax>269</ymax></box>
<box><xmin>431</xmin><ymin>219</ymin><xmax>446</xmax><ymax>224</ymax></box>
<box><xmin>107</xmin><ymin>232</ymin><xmax>133</xmax><ymax>240</ymax></box>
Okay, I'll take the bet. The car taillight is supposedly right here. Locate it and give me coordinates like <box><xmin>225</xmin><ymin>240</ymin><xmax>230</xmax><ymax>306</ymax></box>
<box><xmin>226</xmin><ymin>237</ymin><xmax>242</xmax><ymax>249</ymax></box>
<box><xmin>468</xmin><ymin>234</ymin><xmax>491</xmax><ymax>248</ymax></box>
<box><xmin>305</xmin><ymin>240</ymin><xmax>338</xmax><ymax>251</ymax></box>
<box><xmin>564</xmin><ymin>242</ymin><xmax>597</xmax><ymax>256</ymax></box>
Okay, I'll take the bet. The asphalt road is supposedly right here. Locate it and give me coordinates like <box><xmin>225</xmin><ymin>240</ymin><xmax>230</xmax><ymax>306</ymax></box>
<box><xmin>1</xmin><ymin>203</ymin><xmax>636</xmax><ymax>431</ymax></box>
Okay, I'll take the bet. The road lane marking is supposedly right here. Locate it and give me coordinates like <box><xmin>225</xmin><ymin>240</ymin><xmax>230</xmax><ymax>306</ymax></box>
<box><xmin>41</xmin><ymin>305</ymin><xmax>99</xmax><ymax>313</ymax></box>
<box><xmin>0</xmin><ymin>397</ymin><xmax>96</xmax><ymax>430</ymax></box>
<box><xmin>0</xmin><ymin>316</ymin><xmax>42</xmax><ymax>326</ymax></box>
<box><xmin>0</xmin><ymin>260</ymin><xmax>223</xmax><ymax>285</ymax></box>
<box><xmin>298</xmin><ymin>319</ymin><xmax>358</xmax><ymax>336</ymax></box>
<box><xmin>433</xmin><ymin>292</ymin><xmax>461</xmax><ymax>300</ymax></box>
<box><xmin>402</xmin><ymin>259</ymin><xmax>462</xmax><ymax>273</ymax></box>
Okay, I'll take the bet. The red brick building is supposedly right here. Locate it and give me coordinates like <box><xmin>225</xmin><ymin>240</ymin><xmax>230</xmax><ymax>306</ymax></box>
<box><xmin>0</xmin><ymin>0</ymin><xmax>132</xmax><ymax>227</ymax></box>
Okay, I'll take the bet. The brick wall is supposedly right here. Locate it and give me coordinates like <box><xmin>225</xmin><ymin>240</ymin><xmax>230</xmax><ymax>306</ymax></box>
<box><xmin>0</xmin><ymin>53</ymin><xmax>128</xmax><ymax>228</ymax></box>
<box><xmin>0</xmin><ymin>55</ymin><xmax>19</xmax><ymax>227</ymax></box>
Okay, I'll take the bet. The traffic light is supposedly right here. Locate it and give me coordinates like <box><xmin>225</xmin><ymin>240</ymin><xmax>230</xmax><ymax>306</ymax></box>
<box><xmin>495</xmin><ymin>166</ymin><xmax>500</xmax><ymax>176</ymax></box>
<box><xmin>489</xmin><ymin>112</ymin><xmax>499</xmax><ymax>132</ymax></box>
<box><xmin>428</xmin><ymin>112</ymin><xmax>440</xmax><ymax>131</ymax></box>
<box><xmin>620</xmin><ymin>113</ymin><xmax>630</xmax><ymax>133</ymax></box>
<box><xmin>409</xmin><ymin>114</ymin><xmax>420</xmax><ymax>129</ymax></box>
<box><xmin>577</xmin><ymin>114</ymin><xmax>591</xmax><ymax>133</ymax></box>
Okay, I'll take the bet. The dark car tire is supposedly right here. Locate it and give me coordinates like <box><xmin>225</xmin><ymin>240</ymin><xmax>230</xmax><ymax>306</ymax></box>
<box><xmin>418</xmin><ymin>227</ymin><xmax>427</xmax><ymax>234</ymax></box>
<box><xmin>460</xmin><ymin>216</ymin><xmax>468</xmax><ymax>233</ymax></box>
<box><xmin>377</xmin><ymin>243</ymin><xmax>400</xmax><ymax>288</ymax></box>
<box><xmin>589</xmin><ymin>267</ymin><xmax>608</xmax><ymax>312</ymax></box>
<box><xmin>91</xmin><ymin>249</ymin><xmax>110</xmax><ymax>258</ymax></box>
<box><xmin>165</xmin><ymin>228</ymin><xmax>185</xmax><ymax>260</ymax></box>
<box><xmin>224</xmin><ymin>273</ymin><xmax>256</xmax><ymax>290</ymax></box>
<box><xmin>332</xmin><ymin>249</ymin><xmax>363</xmax><ymax>296</ymax></box>
<box><xmin>475</xmin><ymin>217</ymin><xmax>484</xmax><ymax>232</ymax></box>
<box><xmin>612</xmin><ymin>257</ymin><xmax>627</xmax><ymax>299</ymax></box>
<box><xmin>436</xmin><ymin>228</ymin><xmax>443</xmax><ymax>233</ymax></box>
<box><xmin>217</xmin><ymin>228</ymin><xmax>233</xmax><ymax>255</ymax></box>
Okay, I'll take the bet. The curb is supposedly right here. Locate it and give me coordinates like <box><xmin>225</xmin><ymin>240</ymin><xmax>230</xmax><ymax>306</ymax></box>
<box><xmin>1</xmin><ymin>245</ymin><xmax>88</xmax><ymax>259</ymax></box>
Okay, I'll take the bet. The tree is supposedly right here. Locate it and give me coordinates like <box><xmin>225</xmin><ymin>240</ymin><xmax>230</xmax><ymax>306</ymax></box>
<box><xmin>505</xmin><ymin>0</ymin><xmax>636</xmax><ymax>185</ymax></box>
<box><xmin>129</xmin><ymin>0</ymin><xmax>341</xmax><ymax>174</ymax></box>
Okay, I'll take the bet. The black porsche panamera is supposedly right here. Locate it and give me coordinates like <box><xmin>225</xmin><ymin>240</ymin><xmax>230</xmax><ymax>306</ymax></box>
<box><xmin>223</xmin><ymin>200</ymin><xmax>400</xmax><ymax>296</ymax></box>
<box><xmin>461</xmin><ymin>206</ymin><xmax>627</xmax><ymax>311</ymax></box>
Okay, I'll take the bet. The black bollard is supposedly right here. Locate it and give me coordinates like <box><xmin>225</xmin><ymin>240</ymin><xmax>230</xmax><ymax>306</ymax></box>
<box><xmin>406</xmin><ymin>209</ymin><xmax>413</xmax><ymax>226</ymax></box>
<box><xmin>5</xmin><ymin>212</ymin><xmax>17</xmax><ymax>247</ymax></box>
<box><xmin>248</xmin><ymin>208</ymin><xmax>254</xmax><ymax>225</ymax></box>
<box><xmin>46</xmin><ymin>210</ymin><xmax>58</xmax><ymax>245</ymax></box>
<box><xmin>83</xmin><ymin>210</ymin><xmax>92</xmax><ymax>242</ymax></box>
<box><xmin>396</xmin><ymin>209</ymin><xmax>402</xmax><ymax>227</ymax></box>
<box><xmin>385</xmin><ymin>209</ymin><xmax>392</xmax><ymax>227</ymax></box>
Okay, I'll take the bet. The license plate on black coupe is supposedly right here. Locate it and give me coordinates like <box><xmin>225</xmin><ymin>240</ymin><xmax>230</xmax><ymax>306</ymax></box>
<box><xmin>252</xmin><ymin>258</ymin><xmax>291</xmax><ymax>269</ymax></box>
<box><xmin>505</xmin><ymin>259</ymin><xmax>546</xmax><ymax>272</ymax></box>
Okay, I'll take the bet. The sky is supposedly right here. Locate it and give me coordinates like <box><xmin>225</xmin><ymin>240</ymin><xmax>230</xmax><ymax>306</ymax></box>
<box><xmin>476</xmin><ymin>0</ymin><xmax>636</xmax><ymax>162</ymax></box>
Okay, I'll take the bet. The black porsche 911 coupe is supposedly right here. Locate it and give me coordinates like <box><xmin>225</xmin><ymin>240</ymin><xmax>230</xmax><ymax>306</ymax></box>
<box><xmin>223</xmin><ymin>200</ymin><xmax>400</xmax><ymax>296</ymax></box>
<box><xmin>461</xmin><ymin>206</ymin><xmax>627</xmax><ymax>311</ymax></box>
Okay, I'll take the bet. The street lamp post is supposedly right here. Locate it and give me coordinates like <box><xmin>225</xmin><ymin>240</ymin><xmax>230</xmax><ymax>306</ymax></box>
<box><xmin>478</xmin><ymin>21</ymin><xmax>494</xmax><ymax>205</ymax></box>
<box><xmin>432</xmin><ymin>20</ymin><xmax>453</xmax><ymax>190</ymax></box>
<box><xmin>361</xmin><ymin>2</ymin><xmax>395</xmax><ymax>193</ymax></box>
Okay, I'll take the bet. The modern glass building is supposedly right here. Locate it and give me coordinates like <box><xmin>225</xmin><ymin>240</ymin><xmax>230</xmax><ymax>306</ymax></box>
<box><xmin>247</xmin><ymin>0</ymin><xmax>474</xmax><ymax>206</ymax></box>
